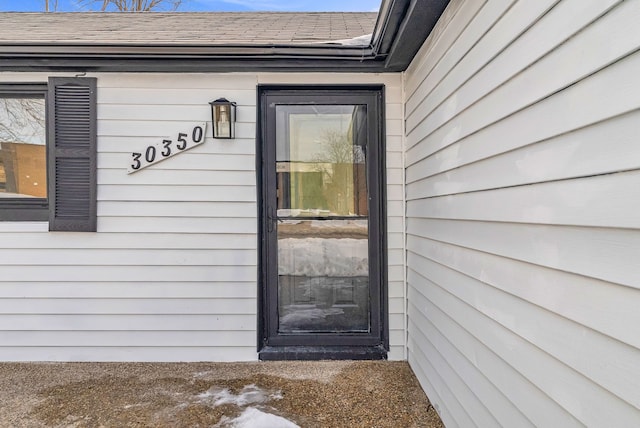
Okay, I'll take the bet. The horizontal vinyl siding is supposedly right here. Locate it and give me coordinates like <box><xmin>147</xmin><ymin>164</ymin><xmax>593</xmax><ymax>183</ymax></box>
<box><xmin>404</xmin><ymin>0</ymin><xmax>640</xmax><ymax>427</ymax></box>
<box><xmin>0</xmin><ymin>73</ymin><xmax>258</xmax><ymax>361</ymax></box>
<box><xmin>0</xmin><ymin>71</ymin><xmax>403</xmax><ymax>362</ymax></box>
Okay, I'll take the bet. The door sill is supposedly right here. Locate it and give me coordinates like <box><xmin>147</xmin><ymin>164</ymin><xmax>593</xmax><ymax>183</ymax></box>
<box><xmin>258</xmin><ymin>345</ymin><xmax>387</xmax><ymax>361</ymax></box>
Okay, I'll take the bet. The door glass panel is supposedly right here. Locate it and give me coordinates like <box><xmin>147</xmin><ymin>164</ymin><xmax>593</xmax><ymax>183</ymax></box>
<box><xmin>275</xmin><ymin>105</ymin><xmax>369</xmax><ymax>333</ymax></box>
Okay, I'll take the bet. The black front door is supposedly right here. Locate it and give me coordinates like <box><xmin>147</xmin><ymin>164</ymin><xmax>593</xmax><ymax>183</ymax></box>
<box><xmin>258</xmin><ymin>86</ymin><xmax>387</xmax><ymax>360</ymax></box>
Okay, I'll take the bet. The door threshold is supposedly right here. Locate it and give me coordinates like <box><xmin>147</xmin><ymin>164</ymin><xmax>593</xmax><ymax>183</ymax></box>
<box><xmin>259</xmin><ymin>345</ymin><xmax>387</xmax><ymax>361</ymax></box>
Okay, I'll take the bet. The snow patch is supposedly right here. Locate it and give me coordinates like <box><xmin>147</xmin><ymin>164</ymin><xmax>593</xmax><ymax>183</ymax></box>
<box><xmin>216</xmin><ymin>407</ymin><xmax>300</xmax><ymax>428</ymax></box>
<box><xmin>123</xmin><ymin>403</ymin><xmax>148</xmax><ymax>409</ymax></box>
<box><xmin>198</xmin><ymin>384</ymin><xmax>282</xmax><ymax>407</ymax></box>
<box><xmin>318</xmin><ymin>34</ymin><xmax>372</xmax><ymax>46</ymax></box>
<box><xmin>193</xmin><ymin>383</ymin><xmax>295</xmax><ymax>427</ymax></box>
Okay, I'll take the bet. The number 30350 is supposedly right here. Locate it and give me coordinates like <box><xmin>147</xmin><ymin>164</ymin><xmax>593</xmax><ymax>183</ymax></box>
<box><xmin>130</xmin><ymin>124</ymin><xmax>205</xmax><ymax>172</ymax></box>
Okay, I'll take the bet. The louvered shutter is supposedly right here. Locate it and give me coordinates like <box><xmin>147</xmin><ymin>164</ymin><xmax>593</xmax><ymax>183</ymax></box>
<box><xmin>47</xmin><ymin>77</ymin><xmax>97</xmax><ymax>232</ymax></box>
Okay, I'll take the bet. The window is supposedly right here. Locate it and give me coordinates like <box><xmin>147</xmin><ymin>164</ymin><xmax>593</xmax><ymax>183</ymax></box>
<box><xmin>0</xmin><ymin>85</ymin><xmax>48</xmax><ymax>220</ymax></box>
<box><xmin>0</xmin><ymin>78</ymin><xmax>97</xmax><ymax>231</ymax></box>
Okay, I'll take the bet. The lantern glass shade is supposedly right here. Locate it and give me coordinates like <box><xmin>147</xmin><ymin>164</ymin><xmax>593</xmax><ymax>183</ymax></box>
<box><xmin>209</xmin><ymin>98</ymin><xmax>236</xmax><ymax>139</ymax></box>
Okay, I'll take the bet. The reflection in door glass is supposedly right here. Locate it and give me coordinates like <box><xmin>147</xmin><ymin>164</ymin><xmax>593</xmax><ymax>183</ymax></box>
<box><xmin>278</xmin><ymin>219</ymin><xmax>369</xmax><ymax>332</ymax></box>
<box><xmin>275</xmin><ymin>105</ymin><xmax>370</xmax><ymax>333</ymax></box>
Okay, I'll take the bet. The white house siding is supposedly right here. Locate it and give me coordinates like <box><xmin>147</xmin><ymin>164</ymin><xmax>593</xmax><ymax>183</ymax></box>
<box><xmin>404</xmin><ymin>0</ymin><xmax>640</xmax><ymax>427</ymax></box>
<box><xmin>0</xmin><ymin>71</ymin><xmax>404</xmax><ymax>361</ymax></box>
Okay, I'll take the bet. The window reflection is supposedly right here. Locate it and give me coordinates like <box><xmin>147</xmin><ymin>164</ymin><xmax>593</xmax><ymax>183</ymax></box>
<box><xmin>276</xmin><ymin>105</ymin><xmax>367</xmax><ymax>218</ymax></box>
<box><xmin>278</xmin><ymin>219</ymin><xmax>369</xmax><ymax>333</ymax></box>
<box><xmin>275</xmin><ymin>105</ymin><xmax>370</xmax><ymax>334</ymax></box>
<box><xmin>0</xmin><ymin>97</ymin><xmax>46</xmax><ymax>198</ymax></box>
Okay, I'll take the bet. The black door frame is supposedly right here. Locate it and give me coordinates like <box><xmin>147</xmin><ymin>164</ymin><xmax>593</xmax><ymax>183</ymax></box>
<box><xmin>256</xmin><ymin>85</ymin><xmax>388</xmax><ymax>360</ymax></box>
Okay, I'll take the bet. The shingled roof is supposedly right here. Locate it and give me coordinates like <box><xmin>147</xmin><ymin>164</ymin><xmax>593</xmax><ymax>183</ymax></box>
<box><xmin>0</xmin><ymin>0</ymin><xmax>449</xmax><ymax>72</ymax></box>
<box><xmin>0</xmin><ymin>12</ymin><xmax>377</xmax><ymax>45</ymax></box>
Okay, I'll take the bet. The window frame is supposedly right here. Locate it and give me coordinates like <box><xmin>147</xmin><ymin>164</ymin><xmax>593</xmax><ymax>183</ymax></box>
<box><xmin>0</xmin><ymin>83</ymin><xmax>49</xmax><ymax>221</ymax></box>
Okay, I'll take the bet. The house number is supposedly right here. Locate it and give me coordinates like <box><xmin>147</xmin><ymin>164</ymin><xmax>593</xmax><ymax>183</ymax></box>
<box><xmin>127</xmin><ymin>122</ymin><xmax>207</xmax><ymax>173</ymax></box>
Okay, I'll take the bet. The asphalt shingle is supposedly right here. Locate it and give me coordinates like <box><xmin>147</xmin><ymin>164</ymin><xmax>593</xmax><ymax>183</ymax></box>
<box><xmin>0</xmin><ymin>12</ymin><xmax>377</xmax><ymax>45</ymax></box>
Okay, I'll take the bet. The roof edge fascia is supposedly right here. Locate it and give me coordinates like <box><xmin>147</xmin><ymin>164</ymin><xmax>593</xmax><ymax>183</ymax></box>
<box><xmin>0</xmin><ymin>2</ymin><xmax>449</xmax><ymax>73</ymax></box>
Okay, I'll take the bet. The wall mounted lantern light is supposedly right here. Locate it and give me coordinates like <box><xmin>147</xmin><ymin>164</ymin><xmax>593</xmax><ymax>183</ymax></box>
<box><xmin>209</xmin><ymin>98</ymin><xmax>236</xmax><ymax>139</ymax></box>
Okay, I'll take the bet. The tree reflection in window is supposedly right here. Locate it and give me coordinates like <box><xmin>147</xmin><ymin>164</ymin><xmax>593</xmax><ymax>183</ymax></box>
<box><xmin>311</xmin><ymin>127</ymin><xmax>367</xmax><ymax>217</ymax></box>
<box><xmin>0</xmin><ymin>97</ymin><xmax>47</xmax><ymax>198</ymax></box>
<box><xmin>276</xmin><ymin>106</ymin><xmax>367</xmax><ymax>217</ymax></box>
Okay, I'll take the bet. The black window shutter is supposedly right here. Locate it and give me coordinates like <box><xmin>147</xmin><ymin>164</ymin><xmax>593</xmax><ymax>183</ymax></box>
<box><xmin>47</xmin><ymin>77</ymin><xmax>97</xmax><ymax>232</ymax></box>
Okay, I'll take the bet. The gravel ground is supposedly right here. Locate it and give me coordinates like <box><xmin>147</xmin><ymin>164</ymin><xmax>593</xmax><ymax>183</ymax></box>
<box><xmin>0</xmin><ymin>361</ymin><xmax>443</xmax><ymax>428</ymax></box>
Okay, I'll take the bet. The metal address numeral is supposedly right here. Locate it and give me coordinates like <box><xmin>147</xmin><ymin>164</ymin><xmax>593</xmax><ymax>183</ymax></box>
<box><xmin>162</xmin><ymin>139</ymin><xmax>172</xmax><ymax>157</ymax></box>
<box><xmin>177</xmin><ymin>133</ymin><xmax>188</xmax><ymax>150</ymax></box>
<box><xmin>145</xmin><ymin>146</ymin><xmax>156</xmax><ymax>163</ymax></box>
<box><xmin>131</xmin><ymin>152</ymin><xmax>142</xmax><ymax>170</ymax></box>
<box><xmin>192</xmin><ymin>126</ymin><xmax>204</xmax><ymax>143</ymax></box>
